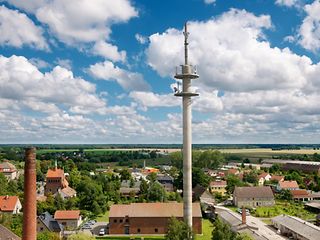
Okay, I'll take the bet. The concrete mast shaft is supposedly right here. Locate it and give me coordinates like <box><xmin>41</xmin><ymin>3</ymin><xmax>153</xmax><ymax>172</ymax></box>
<box><xmin>182</xmin><ymin>22</ymin><xmax>192</xmax><ymax>229</ymax></box>
<box><xmin>183</xmin><ymin>78</ymin><xmax>192</xmax><ymax>228</ymax></box>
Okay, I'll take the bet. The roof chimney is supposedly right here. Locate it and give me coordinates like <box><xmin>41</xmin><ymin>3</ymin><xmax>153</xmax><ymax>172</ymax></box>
<box><xmin>22</xmin><ymin>147</ymin><xmax>37</xmax><ymax>240</ymax></box>
<box><xmin>242</xmin><ymin>206</ymin><xmax>246</xmax><ymax>225</ymax></box>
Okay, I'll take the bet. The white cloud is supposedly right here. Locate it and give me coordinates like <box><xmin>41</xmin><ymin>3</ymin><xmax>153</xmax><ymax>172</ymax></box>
<box><xmin>298</xmin><ymin>0</ymin><xmax>320</xmax><ymax>51</ymax></box>
<box><xmin>147</xmin><ymin>9</ymin><xmax>314</xmax><ymax>93</ymax></box>
<box><xmin>34</xmin><ymin>0</ymin><xmax>138</xmax><ymax>45</ymax></box>
<box><xmin>92</xmin><ymin>41</ymin><xmax>126</xmax><ymax>62</ymax></box>
<box><xmin>275</xmin><ymin>0</ymin><xmax>300</xmax><ymax>7</ymax></box>
<box><xmin>0</xmin><ymin>5</ymin><xmax>48</xmax><ymax>49</ymax></box>
<box><xmin>129</xmin><ymin>91</ymin><xmax>178</xmax><ymax>109</ymax></box>
<box><xmin>204</xmin><ymin>0</ymin><xmax>216</xmax><ymax>4</ymax></box>
<box><xmin>0</xmin><ymin>55</ymin><xmax>107</xmax><ymax>114</ymax></box>
<box><xmin>3</xmin><ymin>0</ymin><xmax>49</xmax><ymax>13</ymax></box>
<box><xmin>88</xmin><ymin>60</ymin><xmax>151</xmax><ymax>91</ymax></box>
<box><xmin>135</xmin><ymin>33</ymin><xmax>147</xmax><ymax>44</ymax></box>
<box><xmin>54</xmin><ymin>58</ymin><xmax>72</xmax><ymax>70</ymax></box>
<box><xmin>29</xmin><ymin>58</ymin><xmax>51</xmax><ymax>69</ymax></box>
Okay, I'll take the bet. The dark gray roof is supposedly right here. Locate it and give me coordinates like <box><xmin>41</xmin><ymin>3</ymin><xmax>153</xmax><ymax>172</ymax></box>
<box><xmin>0</xmin><ymin>224</ymin><xmax>20</xmax><ymax>240</ymax></box>
<box><xmin>272</xmin><ymin>215</ymin><xmax>320</xmax><ymax>240</ymax></box>
<box><xmin>38</xmin><ymin>212</ymin><xmax>63</xmax><ymax>232</ymax></box>
<box><xmin>234</xmin><ymin>186</ymin><xmax>274</xmax><ymax>199</ymax></box>
<box><xmin>156</xmin><ymin>175</ymin><xmax>174</xmax><ymax>182</ymax></box>
<box><xmin>121</xmin><ymin>180</ymin><xmax>141</xmax><ymax>188</ymax></box>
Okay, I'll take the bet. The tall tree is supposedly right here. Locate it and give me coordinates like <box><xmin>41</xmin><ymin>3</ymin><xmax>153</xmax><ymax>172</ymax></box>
<box><xmin>165</xmin><ymin>217</ymin><xmax>193</xmax><ymax>240</ymax></box>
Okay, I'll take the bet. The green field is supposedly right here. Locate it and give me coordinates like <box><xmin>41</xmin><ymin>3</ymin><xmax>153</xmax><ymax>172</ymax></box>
<box><xmin>253</xmin><ymin>201</ymin><xmax>316</xmax><ymax>220</ymax></box>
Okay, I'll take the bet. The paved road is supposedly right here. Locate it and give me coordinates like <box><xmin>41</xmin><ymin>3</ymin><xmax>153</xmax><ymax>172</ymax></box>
<box><xmin>215</xmin><ymin>206</ymin><xmax>287</xmax><ymax>240</ymax></box>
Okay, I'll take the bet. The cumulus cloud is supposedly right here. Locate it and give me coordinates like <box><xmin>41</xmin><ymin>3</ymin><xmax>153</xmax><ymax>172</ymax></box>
<box><xmin>298</xmin><ymin>0</ymin><xmax>320</xmax><ymax>51</ymax></box>
<box><xmin>92</xmin><ymin>41</ymin><xmax>126</xmax><ymax>62</ymax></box>
<box><xmin>0</xmin><ymin>5</ymin><xmax>48</xmax><ymax>49</ymax></box>
<box><xmin>135</xmin><ymin>33</ymin><xmax>148</xmax><ymax>44</ymax></box>
<box><xmin>275</xmin><ymin>0</ymin><xmax>301</xmax><ymax>7</ymax></box>
<box><xmin>204</xmin><ymin>0</ymin><xmax>216</xmax><ymax>4</ymax></box>
<box><xmin>88</xmin><ymin>60</ymin><xmax>151</xmax><ymax>91</ymax></box>
<box><xmin>34</xmin><ymin>0</ymin><xmax>138</xmax><ymax>45</ymax></box>
<box><xmin>0</xmin><ymin>54</ymin><xmax>107</xmax><ymax>114</ymax></box>
<box><xmin>147</xmin><ymin>9</ymin><xmax>314</xmax><ymax>92</ymax></box>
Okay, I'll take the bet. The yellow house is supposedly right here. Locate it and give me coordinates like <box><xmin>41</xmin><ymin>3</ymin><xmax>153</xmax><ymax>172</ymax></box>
<box><xmin>210</xmin><ymin>180</ymin><xmax>227</xmax><ymax>195</ymax></box>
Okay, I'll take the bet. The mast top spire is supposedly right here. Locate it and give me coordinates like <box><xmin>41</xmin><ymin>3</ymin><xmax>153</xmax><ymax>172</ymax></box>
<box><xmin>184</xmin><ymin>22</ymin><xmax>189</xmax><ymax>65</ymax></box>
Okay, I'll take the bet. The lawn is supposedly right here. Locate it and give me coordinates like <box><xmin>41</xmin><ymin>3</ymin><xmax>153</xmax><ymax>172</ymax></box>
<box><xmin>96</xmin><ymin>211</ymin><xmax>110</xmax><ymax>222</ymax></box>
<box><xmin>253</xmin><ymin>201</ymin><xmax>316</xmax><ymax>220</ymax></box>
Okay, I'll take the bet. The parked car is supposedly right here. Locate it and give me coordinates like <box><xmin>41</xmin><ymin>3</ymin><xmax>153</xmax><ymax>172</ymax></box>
<box><xmin>82</xmin><ymin>224</ymin><xmax>92</xmax><ymax>229</ymax></box>
<box><xmin>237</xmin><ymin>208</ymin><xmax>250</xmax><ymax>215</ymax></box>
<box><xmin>99</xmin><ymin>228</ymin><xmax>105</xmax><ymax>236</ymax></box>
<box><xmin>88</xmin><ymin>220</ymin><xmax>96</xmax><ymax>225</ymax></box>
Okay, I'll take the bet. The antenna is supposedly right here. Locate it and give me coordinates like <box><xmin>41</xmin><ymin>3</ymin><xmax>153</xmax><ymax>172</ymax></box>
<box><xmin>184</xmin><ymin>22</ymin><xmax>189</xmax><ymax>65</ymax></box>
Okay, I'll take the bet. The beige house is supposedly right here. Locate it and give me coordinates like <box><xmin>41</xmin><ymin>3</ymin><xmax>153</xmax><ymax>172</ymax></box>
<box><xmin>0</xmin><ymin>161</ymin><xmax>18</xmax><ymax>180</ymax></box>
<box><xmin>0</xmin><ymin>196</ymin><xmax>22</xmax><ymax>214</ymax></box>
<box><xmin>258</xmin><ymin>172</ymin><xmax>271</xmax><ymax>186</ymax></box>
<box><xmin>54</xmin><ymin>210</ymin><xmax>82</xmax><ymax>230</ymax></box>
<box><xmin>210</xmin><ymin>180</ymin><xmax>227</xmax><ymax>195</ymax></box>
<box><xmin>233</xmin><ymin>186</ymin><xmax>275</xmax><ymax>207</ymax></box>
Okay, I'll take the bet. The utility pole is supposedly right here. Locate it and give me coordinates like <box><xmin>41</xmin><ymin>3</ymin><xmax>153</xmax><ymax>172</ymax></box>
<box><xmin>174</xmin><ymin>22</ymin><xmax>199</xmax><ymax>230</ymax></box>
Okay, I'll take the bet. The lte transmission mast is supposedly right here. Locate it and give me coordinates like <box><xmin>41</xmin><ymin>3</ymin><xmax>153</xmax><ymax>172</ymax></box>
<box><xmin>174</xmin><ymin>22</ymin><xmax>199</xmax><ymax>230</ymax></box>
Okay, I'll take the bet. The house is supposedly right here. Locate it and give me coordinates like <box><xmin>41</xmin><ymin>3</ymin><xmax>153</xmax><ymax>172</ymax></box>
<box><xmin>233</xmin><ymin>186</ymin><xmax>275</xmax><ymax>207</ymax></box>
<box><xmin>258</xmin><ymin>173</ymin><xmax>271</xmax><ymax>186</ymax></box>
<box><xmin>270</xmin><ymin>175</ymin><xmax>284</xmax><ymax>183</ymax></box>
<box><xmin>0</xmin><ymin>196</ymin><xmax>22</xmax><ymax>214</ymax></box>
<box><xmin>0</xmin><ymin>161</ymin><xmax>18</xmax><ymax>180</ymax></box>
<box><xmin>120</xmin><ymin>180</ymin><xmax>141</xmax><ymax>197</ymax></box>
<box><xmin>45</xmin><ymin>167</ymin><xmax>76</xmax><ymax>199</ymax></box>
<box><xmin>272</xmin><ymin>215</ymin><xmax>320</xmax><ymax>240</ymax></box>
<box><xmin>54</xmin><ymin>210</ymin><xmax>82</xmax><ymax>230</ymax></box>
<box><xmin>156</xmin><ymin>175</ymin><xmax>174</xmax><ymax>192</ymax></box>
<box><xmin>37</xmin><ymin>212</ymin><xmax>63</xmax><ymax>237</ymax></box>
<box><xmin>227</xmin><ymin>168</ymin><xmax>239</xmax><ymax>175</ymax></box>
<box><xmin>290</xmin><ymin>190</ymin><xmax>313</xmax><ymax>202</ymax></box>
<box><xmin>0</xmin><ymin>224</ymin><xmax>21</xmax><ymax>240</ymax></box>
<box><xmin>58</xmin><ymin>186</ymin><xmax>77</xmax><ymax>199</ymax></box>
<box><xmin>210</xmin><ymin>180</ymin><xmax>227</xmax><ymax>195</ymax></box>
<box><xmin>277</xmin><ymin>180</ymin><xmax>299</xmax><ymax>191</ymax></box>
<box><xmin>192</xmin><ymin>184</ymin><xmax>214</xmax><ymax>205</ymax></box>
<box><xmin>109</xmin><ymin>202</ymin><xmax>202</xmax><ymax>235</ymax></box>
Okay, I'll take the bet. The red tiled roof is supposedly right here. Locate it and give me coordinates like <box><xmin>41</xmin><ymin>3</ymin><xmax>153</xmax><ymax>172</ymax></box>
<box><xmin>279</xmin><ymin>180</ymin><xmax>299</xmax><ymax>189</ymax></box>
<box><xmin>270</xmin><ymin>175</ymin><xmax>284</xmax><ymax>182</ymax></box>
<box><xmin>47</xmin><ymin>168</ymin><xmax>64</xmax><ymax>178</ymax></box>
<box><xmin>54</xmin><ymin>210</ymin><xmax>80</xmax><ymax>220</ymax></box>
<box><xmin>290</xmin><ymin>189</ymin><xmax>309</xmax><ymax>197</ymax></box>
<box><xmin>210</xmin><ymin>181</ymin><xmax>227</xmax><ymax>187</ymax></box>
<box><xmin>0</xmin><ymin>161</ymin><xmax>16</xmax><ymax>173</ymax></box>
<box><xmin>109</xmin><ymin>202</ymin><xmax>202</xmax><ymax>218</ymax></box>
<box><xmin>258</xmin><ymin>172</ymin><xmax>270</xmax><ymax>179</ymax></box>
<box><xmin>0</xmin><ymin>196</ymin><xmax>19</xmax><ymax>212</ymax></box>
<box><xmin>227</xmin><ymin>169</ymin><xmax>238</xmax><ymax>175</ymax></box>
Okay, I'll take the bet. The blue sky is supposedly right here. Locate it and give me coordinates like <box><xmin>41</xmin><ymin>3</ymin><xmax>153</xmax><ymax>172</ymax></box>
<box><xmin>1</xmin><ymin>0</ymin><xmax>320</xmax><ymax>144</ymax></box>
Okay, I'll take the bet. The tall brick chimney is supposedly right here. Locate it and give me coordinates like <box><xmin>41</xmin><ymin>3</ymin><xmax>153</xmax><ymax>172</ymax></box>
<box><xmin>241</xmin><ymin>206</ymin><xmax>246</xmax><ymax>225</ymax></box>
<box><xmin>22</xmin><ymin>147</ymin><xmax>37</xmax><ymax>240</ymax></box>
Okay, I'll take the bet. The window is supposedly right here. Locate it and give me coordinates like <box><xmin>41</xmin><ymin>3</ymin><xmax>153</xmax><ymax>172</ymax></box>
<box><xmin>155</xmin><ymin>228</ymin><xmax>158</xmax><ymax>233</ymax></box>
<box><xmin>125</xmin><ymin>219</ymin><xmax>129</xmax><ymax>223</ymax></box>
<box><xmin>40</xmin><ymin>227</ymin><xmax>43</xmax><ymax>231</ymax></box>
<box><xmin>137</xmin><ymin>228</ymin><xmax>141</xmax><ymax>233</ymax></box>
<box><xmin>114</xmin><ymin>219</ymin><xmax>117</xmax><ymax>223</ymax></box>
<box><xmin>120</xmin><ymin>219</ymin><xmax>123</xmax><ymax>223</ymax></box>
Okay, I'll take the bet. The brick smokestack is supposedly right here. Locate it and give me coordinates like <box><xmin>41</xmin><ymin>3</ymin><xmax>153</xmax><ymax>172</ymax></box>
<box><xmin>242</xmin><ymin>206</ymin><xmax>246</xmax><ymax>225</ymax></box>
<box><xmin>22</xmin><ymin>147</ymin><xmax>37</xmax><ymax>240</ymax></box>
